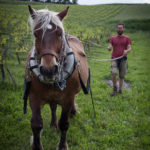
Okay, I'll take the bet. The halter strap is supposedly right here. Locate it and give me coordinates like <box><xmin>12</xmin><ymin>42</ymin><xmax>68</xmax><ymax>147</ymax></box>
<box><xmin>37</xmin><ymin>50</ymin><xmax>59</xmax><ymax>60</ymax></box>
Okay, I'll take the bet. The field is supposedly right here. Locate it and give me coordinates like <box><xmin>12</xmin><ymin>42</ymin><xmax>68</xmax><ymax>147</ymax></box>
<box><xmin>0</xmin><ymin>1</ymin><xmax>150</xmax><ymax>150</ymax></box>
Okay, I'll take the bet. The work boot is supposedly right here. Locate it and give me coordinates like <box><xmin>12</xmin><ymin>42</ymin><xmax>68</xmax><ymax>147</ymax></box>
<box><xmin>111</xmin><ymin>86</ymin><xmax>117</xmax><ymax>97</ymax></box>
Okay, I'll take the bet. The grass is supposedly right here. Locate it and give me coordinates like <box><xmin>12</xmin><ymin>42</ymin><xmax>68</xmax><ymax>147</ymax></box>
<box><xmin>0</xmin><ymin>1</ymin><xmax>150</xmax><ymax>150</ymax></box>
<box><xmin>108</xmin><ymin>4</ymin><xmax>150</xmax><ymax>31</ymax></box>
<box><xmin>111</xmin><ymin>4</ymin><xmax>150</xmax><ymax>21</ymax></box>
<box><xmin>0</xmin><ymin>32</ymin><xmax>150</xmax><ymax>150</ymax></box>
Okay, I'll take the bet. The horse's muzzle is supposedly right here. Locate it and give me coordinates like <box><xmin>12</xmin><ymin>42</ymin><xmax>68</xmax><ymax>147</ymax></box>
<box><xmin>40</xmin><ymin>65</ymin><xmax>58</xmax><ymax>78</ymax></box>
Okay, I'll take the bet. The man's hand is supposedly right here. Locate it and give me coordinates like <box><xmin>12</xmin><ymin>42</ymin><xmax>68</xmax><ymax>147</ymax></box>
<box><xmin>123</xmin><ymin>50</ymin><xmax>128</xmax><ymax>56</ymax></box>
<box><xmin>123</xmin><ymin>45</ymin><xmax>131</xmax><ymax>56</ymax></box>
<box><xmin>108</xmin><ymin>44</ymin><xmax>112</xmax><ymax>51</ymax></box>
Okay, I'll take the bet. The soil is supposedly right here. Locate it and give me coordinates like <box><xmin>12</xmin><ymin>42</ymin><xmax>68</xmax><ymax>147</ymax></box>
<box><xmin>104</xmin><ymin>79</ymin><xmax>131</xmax><ymax>90</ymax></box>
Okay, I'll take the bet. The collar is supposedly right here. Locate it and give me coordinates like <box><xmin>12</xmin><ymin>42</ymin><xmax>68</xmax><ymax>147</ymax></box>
<box><xmin>117</xmin><ymin>34</ymin><xmax>124</xmax><ymax>38</ymax></box>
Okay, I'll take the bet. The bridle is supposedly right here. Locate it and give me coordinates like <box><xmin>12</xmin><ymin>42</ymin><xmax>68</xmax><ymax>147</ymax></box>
<box><xmin>29</xmin><ymin>26</ymin><xmax>76</xmax><ymax>90</ymax></box>
<box><xmin>37</xmin><ymin>49</ymin><xmax>59</xmax><ymax>60</ymax></box>
<box><xmin>35</xmin><ymin>25</ymin><xmax>67</xmax><ymax>65</ymax></box>
<box><xmin>36</xmin><ymin>25</ymin><xmax>66</xmax><ymax>61</ymax></box>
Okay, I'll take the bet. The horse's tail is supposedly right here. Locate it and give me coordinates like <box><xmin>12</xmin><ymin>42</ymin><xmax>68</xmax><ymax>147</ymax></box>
<box><xmin>23</xmin><ymin>79</ymin><xmax>31</xmax><ymax>114</ymax></box>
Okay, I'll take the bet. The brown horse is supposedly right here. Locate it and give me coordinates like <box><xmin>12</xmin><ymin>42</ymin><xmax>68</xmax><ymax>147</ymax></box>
<box><xmin>24</xmin><ymin>5</ymin><xmax>89</xmax><ymax>150</ymax></box>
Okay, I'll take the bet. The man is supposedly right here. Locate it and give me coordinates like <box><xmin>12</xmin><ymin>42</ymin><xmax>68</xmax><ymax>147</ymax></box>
<box><xmin>108</xmin><ymin>23</ymin><xmax>131</xmax><ymax>96</ymax></box>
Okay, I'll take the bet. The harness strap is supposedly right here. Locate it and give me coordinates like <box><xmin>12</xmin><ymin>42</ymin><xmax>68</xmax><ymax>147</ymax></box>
<box><xmin>30</xmin><ymin>65</ymin><xmax>38</xmax><ymax>70</ymax></box>
<box><xmin>30</xmin><ymin>57</ymin><xmax>35</xmax><ymax>60</ymax></box>
<box><xmin>78</xmin><ymin>68</ymin><xmax>96</xmax><ymax>122</ymax></box>
<box><xmin>67</xmin><ymin>52</ymin><xmax>74</xmax><ymax>56</ymax></box>
<box><xmin>64</xmin><ymin>70</ymin><xmax>70</xmax><ymax>75</ymax></box>
<box><xmin>78</xmin><ymin>68</ymin><xmax>90</xmax><ymax>94</ymax></box>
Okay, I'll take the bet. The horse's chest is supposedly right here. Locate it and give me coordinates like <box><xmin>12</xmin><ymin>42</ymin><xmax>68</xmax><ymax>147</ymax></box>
<box><xmin>32</xmin><ymin>85</ymin><xmax>66</xmax><ymax>104</ymax></box>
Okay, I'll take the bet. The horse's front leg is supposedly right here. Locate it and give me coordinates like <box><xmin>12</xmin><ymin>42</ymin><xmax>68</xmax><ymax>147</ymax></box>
<box><xmin>30</xmin><ymin>98</ymin><xmax>43</xmax><ymax>150</ymax></box>
<box><xmin>49</xmin><ymin>103</ymin><xmax>58</xmax><ymax>128</ymax></box>
<box><xmin>57</xmin><ymin>101</ymin><xmax>72</xmax><ymax>150</ymax></box>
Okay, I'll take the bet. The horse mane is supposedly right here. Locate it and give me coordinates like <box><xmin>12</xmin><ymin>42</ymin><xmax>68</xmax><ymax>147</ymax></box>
<box><xmin>28</xmin><ymin>8</ymin><xmax>65</xmax><ymax>37</ymax></box>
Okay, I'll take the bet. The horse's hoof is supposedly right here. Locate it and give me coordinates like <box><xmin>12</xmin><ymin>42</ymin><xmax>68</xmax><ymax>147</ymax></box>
<box><xmin>57</xmin><ymin>142</ymin><xmax>68</xmax><ymax>150</ymax></box>
<box><xmin>32</xmin><ymin>144</ymin><xmax>44</xmax><ymax>150</ymax></box>
<box><xmin>30</xmin><ymin>136</ymin><xmax>44</xmax><ymax>150</ymax></box>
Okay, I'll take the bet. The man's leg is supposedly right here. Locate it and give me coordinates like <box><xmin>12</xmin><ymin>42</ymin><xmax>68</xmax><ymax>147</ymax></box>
<box><xmin>119</xmin><ymin>59</ymin><xmax>127</xmax><ymax>94</ymax></box>
<box><xmin>111</xmin><ymin>74</ymin><xmax>117</xmax><ymax>96</ymax></box>
<box><xmin>112</xmin><ymin>74</ymin><xmax>117</xmax><ymax>87</ymax></box>
<box><xmin>119</xmin><ymin>78</ymin><xmax>124</xmax><ymax>93</ymax></box>
<box><xmin>111</xmin><ymin>60</ymin><xmax>118</xmax><ymax>96</ymax></box>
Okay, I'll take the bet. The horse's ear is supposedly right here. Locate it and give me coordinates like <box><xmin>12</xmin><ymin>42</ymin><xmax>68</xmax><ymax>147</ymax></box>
<box><xmin>57</xmin><ymin>6</ymin><xmax>69</xmax><ymax>21</ymax></box>
<box><xmin>28</xmin><ymin>5</ymin><xmax>36</xmax><ymax>19</ymax></box>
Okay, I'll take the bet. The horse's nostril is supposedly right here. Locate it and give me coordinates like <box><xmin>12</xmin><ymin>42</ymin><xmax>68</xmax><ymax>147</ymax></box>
<box><xmin>40</xmin><ymin>65</ymin><xmax>58</xmax><ymax>77</ymax></box>
<box><xmin>54</xmin><ymin>65</ymin><xmax>58</xmax><ymax>73</ymax></box>
<box><xmin>40</xmin><ymin>66</ymin><xmax>43</xmax><ymax>73</ymax></box>
<box><xmin>40</xmin><ymin>66</ymin><xmax>47</xmax><ymax>76</ymax></box>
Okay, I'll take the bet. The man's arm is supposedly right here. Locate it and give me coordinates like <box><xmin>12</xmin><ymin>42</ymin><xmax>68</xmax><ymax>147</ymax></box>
<box><xmin>108</xmin><ymin>43</ymin><xmax>113</xmax><ymax>51</ymax></box>
<box><xmin>123</xmin><ymin>44</ymin><xmax>131</xmax><ymax>56</ymax></box>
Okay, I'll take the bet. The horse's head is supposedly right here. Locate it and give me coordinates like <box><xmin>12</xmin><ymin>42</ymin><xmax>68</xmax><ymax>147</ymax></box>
<box><xmin>28</xmin><ymin>5</ymin><xmax>69</xmax><ymax>78</ymax></box>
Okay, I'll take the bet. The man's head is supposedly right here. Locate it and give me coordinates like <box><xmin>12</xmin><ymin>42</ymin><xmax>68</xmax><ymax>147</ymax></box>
<box><xmin>117</xmin><ymin>23</ymin><xmax>125</xmax><ymax>36</ymax></box>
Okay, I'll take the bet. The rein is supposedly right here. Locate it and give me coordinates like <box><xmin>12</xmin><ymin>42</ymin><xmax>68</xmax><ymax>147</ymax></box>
<box><xmin>80</xmin><ymin>40</ymin><xmax>125</xmax><ymax>62</ymax></box>
<box><xmin>88</xmin><ymin>55</ymin><xmax>124</xmax><ymax>62</ymax></box>
<box><xmin>77</xmin><ymin>67</ymin><xmax>96</xmax><ymax>122</ymax></box>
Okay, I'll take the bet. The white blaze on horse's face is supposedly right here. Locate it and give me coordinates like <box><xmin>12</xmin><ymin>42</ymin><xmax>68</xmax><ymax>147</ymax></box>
<box><xmin>47</xmin><ymin>24</ymin><xmax>52</xmax><ymax>30</ymax></box>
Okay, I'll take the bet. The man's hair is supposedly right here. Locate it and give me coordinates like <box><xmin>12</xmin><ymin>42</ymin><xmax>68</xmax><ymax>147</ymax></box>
<box><xmin>117</xmin><ymin>23</ymin><xmax>125</xmax><ymax>28</ymax></box>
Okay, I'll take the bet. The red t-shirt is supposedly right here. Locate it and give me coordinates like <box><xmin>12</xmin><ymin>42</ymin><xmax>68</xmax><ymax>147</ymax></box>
<box><xmin>109</xmin><ymin>35</ymin><xmax>131</xmax><ymax>58</ymax></box>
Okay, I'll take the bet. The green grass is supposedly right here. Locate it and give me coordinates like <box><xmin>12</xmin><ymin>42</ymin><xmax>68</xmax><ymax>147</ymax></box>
<box><xmin>0</xmin><ymin>1</ymin><xmax>150</xmax><ymax>150</ymax></box>
<box><xmin>112</xmin><ymin>5</ymin><xmax>150</xmax><ymax>21</ymax></box>
<box><xmin>108</xmin><ymin>4</ymin><xmax>150</xmax><ymax>31</ymax></box>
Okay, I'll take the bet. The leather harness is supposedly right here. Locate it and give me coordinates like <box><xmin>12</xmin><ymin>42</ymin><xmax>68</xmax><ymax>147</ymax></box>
<box><xmin>23</xmin><ymin>34</ymin><xmax>90</xmax><ymax>114</ymax></box>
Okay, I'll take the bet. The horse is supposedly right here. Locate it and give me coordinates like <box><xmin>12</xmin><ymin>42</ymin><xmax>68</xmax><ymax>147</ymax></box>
<box><xmin>24</xmin><ymin>5</ymin><xmax>90</xmax><ymax>150</ymax></box>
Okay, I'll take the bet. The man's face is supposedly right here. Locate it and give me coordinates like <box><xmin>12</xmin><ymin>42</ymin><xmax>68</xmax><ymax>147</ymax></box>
<box><xmin>117</xmin><ymin>25</ymin><xmax>124</xmax><ymax>35</ymax></box>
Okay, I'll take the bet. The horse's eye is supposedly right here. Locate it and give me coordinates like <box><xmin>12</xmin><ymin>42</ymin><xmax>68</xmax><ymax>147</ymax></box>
<box><xmin>57</xmin><ymin>32</ymin><xmax>62</xmax><ymax>37</ymax></box>
<box><xmin>58</xmin><ymin>33</ymin><xmax>62</xmax><ymax>38</ymax></box>
<box><xmin>56</xmin><ymin>28</ymin><xmax>62</xmax><ymax>37</ymax></box>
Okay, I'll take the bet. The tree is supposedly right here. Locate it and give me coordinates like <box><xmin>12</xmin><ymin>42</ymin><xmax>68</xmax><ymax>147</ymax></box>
<box><xmin>72</xmin><ymin>0</ymin><xmax>77</xmax><ymax>4</ymax></box>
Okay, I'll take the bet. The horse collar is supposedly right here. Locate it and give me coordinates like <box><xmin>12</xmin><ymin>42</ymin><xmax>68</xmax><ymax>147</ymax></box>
<box><xmin>28</xmin><ymin>35</ymin><xmax>76</xmax><ymax>90</ymax></box>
